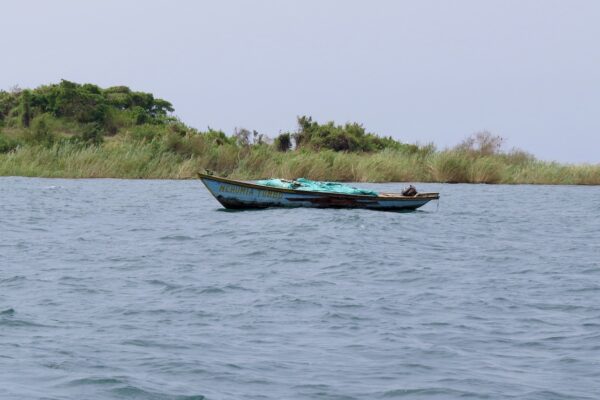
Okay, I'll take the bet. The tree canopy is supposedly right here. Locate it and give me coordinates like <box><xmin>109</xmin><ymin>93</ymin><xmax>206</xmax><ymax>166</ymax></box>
<box><xmin>0</xmin><ymin>80</ymin><xmax>174</xmax><ymax>130</ymax></box>
<box><xmin>0</xmin><ymin>81</ymin><xmax>418</xmax><ymax>155</ymax></box>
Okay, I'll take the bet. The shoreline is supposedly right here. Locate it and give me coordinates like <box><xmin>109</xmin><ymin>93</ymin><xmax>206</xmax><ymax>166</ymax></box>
<box><xmin>2</xmin><ymin>175</ymin><xmax>600</xmax><ymax>187</ymax></box>
<box><xmin>1</xmin><ymin>143</ymin><xmax>598</xmax><ymax>185</ymax></box>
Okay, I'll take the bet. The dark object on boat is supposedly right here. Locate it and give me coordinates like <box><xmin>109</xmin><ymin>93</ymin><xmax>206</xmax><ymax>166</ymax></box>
<box><xmin>198</xmin><ymin>173</ymin><xmax>439</xmax><ymax>211</ymax></box>
<box><xmin>402</xmin><ymin>185</ymin><xmax>417</xmax><ymax>196</ymax></box>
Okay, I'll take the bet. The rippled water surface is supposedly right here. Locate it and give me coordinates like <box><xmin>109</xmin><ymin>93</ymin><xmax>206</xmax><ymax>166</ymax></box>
<box><xmin>1</xmin><ymin>178</ymin><xmax>599</xmax><ymax>400</ymax></box>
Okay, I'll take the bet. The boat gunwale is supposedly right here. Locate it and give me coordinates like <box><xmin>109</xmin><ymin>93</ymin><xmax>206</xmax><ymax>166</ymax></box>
<box><xmin>198</xmin><ymin>173</ymin><xmax>439</xmax><ymax>201</ymax></box>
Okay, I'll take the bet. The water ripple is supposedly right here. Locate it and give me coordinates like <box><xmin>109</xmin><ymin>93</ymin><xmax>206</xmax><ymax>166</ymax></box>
<box><xmin>0</xmin><ymin>178</ymin><xmax>599</xmax><ymax>399</ymax></box>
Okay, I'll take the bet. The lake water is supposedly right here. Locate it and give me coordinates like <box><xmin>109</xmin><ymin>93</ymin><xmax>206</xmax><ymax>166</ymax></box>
<box><xmin>1</xmin><ymin>178</ymin><xmax>599</xmax><ymax>400</ymax></box>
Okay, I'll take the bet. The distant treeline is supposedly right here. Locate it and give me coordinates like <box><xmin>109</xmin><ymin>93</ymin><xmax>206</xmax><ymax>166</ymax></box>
<box><xmin>1</xmin><ymin>80</ymin><xmax>598</xmax><ymax>184</ymax></box>
<box><xmin>0</xmin><ymin>80</ymin><xmax>415</xmax><ymax>153</ymax></box>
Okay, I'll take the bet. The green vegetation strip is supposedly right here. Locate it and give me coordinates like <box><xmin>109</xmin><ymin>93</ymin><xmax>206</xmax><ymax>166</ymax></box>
<box><xmin>1</xmin><ymin>81</ymin><xmax>598</xmax><ymax>184</ymax></box>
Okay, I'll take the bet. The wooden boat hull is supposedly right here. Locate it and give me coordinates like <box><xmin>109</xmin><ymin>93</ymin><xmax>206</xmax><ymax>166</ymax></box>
<box><xmin>198</xmin><ymin>173</ymin><xmax>438</xmax><ymax>211</ymax></box>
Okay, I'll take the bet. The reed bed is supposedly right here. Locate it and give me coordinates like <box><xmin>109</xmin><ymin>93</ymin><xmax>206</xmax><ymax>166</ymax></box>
<box><xmin>1</xmin><ymin>139</ymin><xmax>598</xmax><ymax>184</ymax></box>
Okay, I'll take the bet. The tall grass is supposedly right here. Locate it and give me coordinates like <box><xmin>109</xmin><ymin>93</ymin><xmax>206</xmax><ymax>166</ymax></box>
<box><xmin>2</xmin><ymin>137</ymin><xmax>598</xmax><ymax>184</ymax></box>
<box><xmin>0</xmin><ymin>141</ymin><xmax>186</xmax><ymax>179</ymax></box>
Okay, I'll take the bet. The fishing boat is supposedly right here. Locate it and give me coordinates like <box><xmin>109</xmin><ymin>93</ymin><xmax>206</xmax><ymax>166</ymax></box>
<box><xmin>198</xmin><ymin>172</ymin><xmax>439</xmax><ymax>211</ymax></box>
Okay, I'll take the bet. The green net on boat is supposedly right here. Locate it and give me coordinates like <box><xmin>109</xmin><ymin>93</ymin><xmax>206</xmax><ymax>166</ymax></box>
<box><xmin>255</xmin><ymin>178</ymin><xmax>378</xmax><ymax>196</ymax></box>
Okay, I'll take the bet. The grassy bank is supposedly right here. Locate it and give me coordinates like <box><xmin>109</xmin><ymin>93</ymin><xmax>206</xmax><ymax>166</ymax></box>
<box><xmin>1</xmin><ymin>81</ymin><xmax>598</xmax><ymax>184</ymax></box>
<box><xmin>1</xmin><ymin>138</ymin><xmax>599</xmax><ymax>184</ymax></box>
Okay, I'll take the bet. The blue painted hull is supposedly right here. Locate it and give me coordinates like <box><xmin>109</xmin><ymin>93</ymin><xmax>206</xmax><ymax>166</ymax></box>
<box><xmin>199</xmin><ymin>174</ymin><xmax>439</xmax><ymax>211</ymax></box>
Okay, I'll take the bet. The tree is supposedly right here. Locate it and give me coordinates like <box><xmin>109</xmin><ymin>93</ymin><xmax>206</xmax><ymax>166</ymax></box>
<box><xmin>234</xmin><ymin>128</ymin><xmax>251</xmax><ymax>146</ymax></box>
<box><xmin>274</xmin><ymin>132</ymin><xmax>291</xmax><ymax>151</ymax></box>
<box><xmin>20</xmin><ymin>90</ymin><xmax>32</xmax><ymax>127</ymax></box>
<box><xmin>455</xmin><ymin>131</ymin><xmax>504</xmax><ymax>156</ymax></box>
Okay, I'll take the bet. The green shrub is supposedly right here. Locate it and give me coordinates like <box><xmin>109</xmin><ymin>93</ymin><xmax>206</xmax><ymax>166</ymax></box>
<box><xmin>0</xmin><ymin>132</ymin><xmax>21</xmax><ymax>153</ymax></box>
<box><xmin>24</xmin><ymin>114</ymin><xmax>56</xmax><ymax>147</ymax></box>
<box><xmin>79</xmin><ymin>123</ymin><xmax>104</xmax><ymax>145</ymax></box>
<box><xmin>203</xmin><ymin>129</ymin><xmax>235</xmax><ymax>146</ymax></box>
<box><xmin>0</xmin><ymin>90</ymin><xmax>20</xmax><ymax>123</ymax></box>
<box><xmin>103</xmin><ymin>108</ymin><xmax>131</xmax><ymax>135</ymax></box>
<box><xmin>290</xmin><ymin>116</ymin><xmax>411</xmax><ymax>153</ymax></box>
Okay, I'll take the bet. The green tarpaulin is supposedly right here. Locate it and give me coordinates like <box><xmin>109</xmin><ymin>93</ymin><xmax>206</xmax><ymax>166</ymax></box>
<box><xmin>256</xmin><ymin>178</ymin><xmax>378</xmax><ymax>196</ymax></box>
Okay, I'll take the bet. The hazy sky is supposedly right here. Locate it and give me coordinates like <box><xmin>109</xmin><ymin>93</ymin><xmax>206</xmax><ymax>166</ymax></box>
<box><xmin>2</xmin><ymin>0</ymin><xmax>599</xmax><ymax>163</ymax></box>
